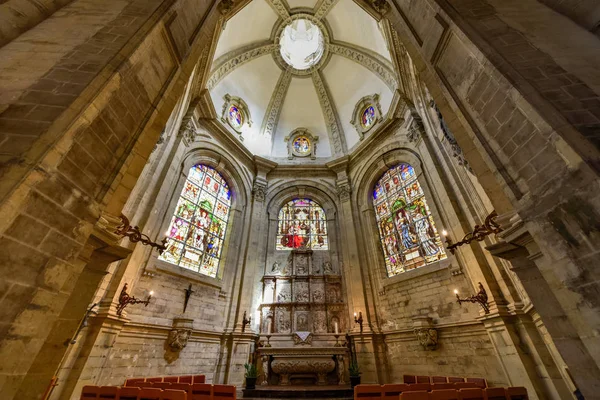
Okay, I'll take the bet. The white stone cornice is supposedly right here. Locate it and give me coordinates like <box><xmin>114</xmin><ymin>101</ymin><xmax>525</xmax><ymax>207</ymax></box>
<box><xmin>265</xmin><ymin>0</ymin><xmax>291</xmax><ymax>20</ymax></box>
<box><xmin>312</xmin><ymin>70</ymin><xmax>347</xmax><ymax>156</ymax></box>
<box><xmin>262</xmin><ymin>69</ymin><xmax>293</xmax><ymax>144</ymax></box>
<box><xmin>328</xmin><ymin>41</ymin><xmax>398</xmax><ymax>90</ymax></box>
<box><xmin>207</xmin><ymin>41</ymin><xmax>279</xmax><ymax>90</ymax></box>
<box><xmin>314</xmin><ymin>0</ymin><xmax>341</xmax><ymax>20</ymax></box>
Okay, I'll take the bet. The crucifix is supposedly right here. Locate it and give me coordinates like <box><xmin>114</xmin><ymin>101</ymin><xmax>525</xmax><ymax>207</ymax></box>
<box><xmin>183</xmin><ymin>284</ymin><xmax>194</xmax><ymax>313</ymax></box>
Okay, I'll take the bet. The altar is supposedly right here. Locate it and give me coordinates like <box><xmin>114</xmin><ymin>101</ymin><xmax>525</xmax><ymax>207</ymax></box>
<box><xmin>258</xmin><ymin>344</ymin><xmax>348</xmax><ymax>386</ymax></box>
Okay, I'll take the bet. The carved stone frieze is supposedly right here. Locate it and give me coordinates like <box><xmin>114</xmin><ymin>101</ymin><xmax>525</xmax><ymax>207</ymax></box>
<box><xmin>262</xmin><ymin>70</ymin><xmax>292</xmax><ymax>140</ymax></box>
<box><xmin>314</xmin><ymin>0</ymin><xmax>341</xmax><ymax>20</ymax></box>
<box><xmin>329</xmin><ymin>42</ymin><xmax>398</xmax><ymax>90</ymax></box>
<box><xmin>312</xmin><ymin>71</ymin><xmax>346</xmax><ymax>155</ymax></box>
<box><xmin>271</xmin><ymin>357</ymin><xmax>336</xmax><ymax>385</ymax></box>
<box><xmin>265</xmin><ymin>0</ymin><xmax>290</xmax><ymax>20</ymax></box>
<box><xmin>207</xmin><ymin>42</ymin><xmax>279</xmax><ymax>90</ymax></box>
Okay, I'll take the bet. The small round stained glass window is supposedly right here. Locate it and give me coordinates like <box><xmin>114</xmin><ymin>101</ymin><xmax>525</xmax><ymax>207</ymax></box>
<box><xmin>293</xmin><ymin>136</ymin><xmax>311</xmax><ymax>155</ymax></box>
<box><xmin>361</xmin><ymin>105</ymin><xmax>376</xmax><ymax>129</ymax></box>
<box><xmin>228</xmin><ymin>105</ymin><xmax>243</xmax><ymax>130</ymax></box>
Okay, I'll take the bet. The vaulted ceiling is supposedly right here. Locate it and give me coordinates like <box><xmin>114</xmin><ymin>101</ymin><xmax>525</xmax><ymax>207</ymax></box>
<box><xmin>208</xmin><ymin>0</ymin><xmax>399</xmax><ymax>159</ymax></box>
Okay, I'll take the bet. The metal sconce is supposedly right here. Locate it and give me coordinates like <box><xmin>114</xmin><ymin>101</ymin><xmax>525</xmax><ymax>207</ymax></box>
<box><xmin>116</xmin><ymin>283</ymin><xmax>153</xmax><ymax>316</ymax></box>
<box><xmin>241</xmin><ymin>311</ymin><xmax>251</xmax><ymax>333</ymax></box>
<box><xmin>443</xmin><ymin>211</ymin><xmax>503</xmax><ymax>255</ymax></box>
<box><xmin>454</xmin><ymin>283</ymin><xmax>490</xmax><ymax>314</ymax></box>
<box><xmin>116</xmin><ymin>214</ymin><xmax>168</xmax><ymax>254</ymax></box>
<box><xmin>354</xmin><ymin>311</ymin><xmax>364</xmax><ymax>333</ymax></box>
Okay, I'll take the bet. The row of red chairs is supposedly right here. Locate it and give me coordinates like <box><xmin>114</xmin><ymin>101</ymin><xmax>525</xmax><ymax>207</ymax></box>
<box><xmin>404</xmin><ymin>376</ymin><xmax>487</xmax><ymax>388</ymax></box>
<box><xmin>125</xmin><ymin>375</ymin><xmax>205</xmax><ymax>386</ymax></box>
<box><xmin>354</xmin><ymin>385</ymin><xmax>527</xmax><ymax>400</ymax></box>
<box><xmin>81</xmin><ymin>383</ymin><xmax>235</xmax><ymax>400</ymax></box>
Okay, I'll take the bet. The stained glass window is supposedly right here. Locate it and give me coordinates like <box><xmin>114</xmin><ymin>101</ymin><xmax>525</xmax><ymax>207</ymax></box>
<box><xmin>276</xmin><ymin>199</ymin><xmax>328</xmax><ymax>250</ymax></box>
<box><xmin>293</xmin><ymin>136</ymin><xmax>311</xmax><ymax>155</ymax></box>
<box><xmin>159</xmin><ymin>164</ymin><xmax>232</xmax><ymax>278</ymax></box>
<box><xmin>228</xmin><ymin>105</ymin><xmax>243</xmax><ymax>130</ymax></box>
<box><xmin>361</xmin><ymin>105</ymin><xmax>376</xmax><ymax>129</ymax></box>
<box><xmin>373</xmin><ymin>163</ymin><xmax>446</xmax><ymax>276</ymax></box>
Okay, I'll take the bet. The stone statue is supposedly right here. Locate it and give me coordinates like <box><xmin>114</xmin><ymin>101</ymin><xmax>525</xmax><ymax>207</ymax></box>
<box><xmin>261</xmin><ymin>355</ymin><xmax>269</xmax><ymax>385</ymax></box>
<box><xmin>323</xmin><ymin>261</ymin><xmax>334</xmax><ymax>274</ymax></box>
<box><xmin>167</xmin><ymin>328</ymin><xmax>191</xmax><ymax>351</ymax></box>
<box><xmin>336</xmin><ymin>355</ymin><xmax>346</xmax><ymax>385</ymax></box>
<box><xmin>415</xmin><ymin>328</ymin><xmax>438</xmax><ymax>351</ymax></box>
<box><xmin>271</xmin><ymin>261</ymin><xmax>280</xmax><ymax>274</ymax></box>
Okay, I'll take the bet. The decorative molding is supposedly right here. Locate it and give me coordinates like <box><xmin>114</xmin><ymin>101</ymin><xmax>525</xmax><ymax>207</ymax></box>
<box><xmin>284</xmin><ymin>128</ymin><xmax>319</xmax><ymax>160</ymax></box>
<box><xmin>217</xmin><ymin>0</ymin><xmax>235</xmax><ymax>15</ymax></box>
<box><xmin>313</xmin><ymin>0</ymin><xmax>340</xmax><ymax>20</ymax></box>
<box><xmin>406</xmin><ymin>114</ymin><xmax>426</xmax><ymax>143</ymax></box>
<box><xmin>265</xmin><ymin>0</ymin><xmax>291</xmax><ymax>20</ymax></box>
<box><xmin>178</xmin><ymin>116</ymin><xmax>198</xmax><ymax>147</ymax></box>
<box><xmin>328</xmin><ymin>42</ymin><xmax>398</xmax><ymax>90</ymax></box>
<box><xmin>414</xmin><ymin>328</ymin><xmax>438</xmax><ymax>351</ymax></box>
<box><xmin>337</xmin><ymin>181</ymin><xmax>352</xmax><ymax>202</ymax></box>
<box><xmin>207</xmin><ymin>41</ymin><xmax>278</xmax><ymax>89</ymax></box>
<box><xmin>311</xmin><ymin>70</ymin><xmax>346</xmax><ymax>156</ymax></box>
<box><xmin>253</xmin><ymin>181</ymin><xmax>267</xmax><ymax>202</ymax></box>
<box><xmin>430</xmin><ymin>101</ymin><xmax>473</xmax><ymax>172</ymax></box>
<box><xmin>220</xmin><ymin>94</ymin><xmax>252</xmax><ymax>138</ymax></box>
<box><xmin>262</xmin><ymin>70</ymin><xmax>293</xmax><ymax>143</ymax></box>
<box><xmin>350</xmin><ymin>94</ymin><xmax>383</xmax><ymax>140</ymax></box>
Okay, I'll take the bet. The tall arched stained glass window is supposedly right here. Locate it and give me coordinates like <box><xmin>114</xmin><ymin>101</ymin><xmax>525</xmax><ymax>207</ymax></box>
<box><xmin>160</xmin><ymin>164</ymin><xmax>231</xmax><ymax>278</ymax></box>
<box><xmin>276</xmin><ymin>199</ymin><xmax>328</xmax><ymax>250</ymax></box>
<box><xmin>373</xmin><ymin>164</ymin><xmax>446</xmax><ymax>276</ymax></box>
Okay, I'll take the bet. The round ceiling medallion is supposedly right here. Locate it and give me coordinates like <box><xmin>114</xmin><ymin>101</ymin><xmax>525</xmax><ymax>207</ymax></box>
<box><xmin>279</xmin><ymin>19</ymin><xmax>325</xmax><ymax>70</ymax></box>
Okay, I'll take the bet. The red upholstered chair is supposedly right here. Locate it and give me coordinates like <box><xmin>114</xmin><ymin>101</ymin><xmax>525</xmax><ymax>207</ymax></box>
<box><xmin>466</xmin><ymin>378</ymin><xmax>487</xmax><ymax>389</ymax></box>
<box><xmin>485</xmin><ymin>388</ymin><xmax>507</xmax><ymax>400</ymax></box>
<box><xmin>213</xmin><ymin>384</ymin><xmax>236</xmax><ymax>400</ymax></box>
<box><xmin>408</xmin><ymin>383</ymin><xmax>431</xmax><ymax>392</ymax></box>
<box><xmin>192</xmin><ymin>375</ymin><xmax>206</xmax><ymax>384</ymax></box>
<box><xmin>190</xmin><ymin>384</ymin><xmax>212</xmax><ymax>400</ymax></box>
<box><xmin>506</xmin><ymin>387</ymin><xmax>528</xmax><ymax>400</ymax></box>
<box><xmin>139</xmin><ymin>388</ymin><xmax>163</xmax><ymax>400</ymax></box>
<box><xmin>98</xmin><ymin>386</ymin><xmax>119</xmax><ymax>399</ymax></box>
<box><xmin>404</xmin><ymin>375</ymin><xmax>417</xmax><ymax>384</ymax></box>
<box><xmin>454</xmin><ymin>383</ymin><xmax>479</xmax><ymax>389</ymax></box>
<box><xmin>147</xmin><ymin>378</ymin><xmax>164</xmax><ymax>383</ymax></box>
<box><xmin>160</xmin><ymin>389</ymin><xmax>187</xmax><ymax>400</ymax></box>
<box><xmin>117</xmin><ymin>387</ymin><xmax>142</xmax><ymax>400</ymax></box>
<box><xmin>354</xmin><ymin>384</ymin><xmax>382</xmax><ymax>400</ymax></box>
<box><xmin>129</xmin><ymin>382</ymin><xmax>152</xmax><ymax>388</ymax></box>
<box><xmin>432</xmin><ymin>383</ymin><xmax>455</xmax><ymax>390</ymax></box>
<box><xmin>400</xmin><ymin>391</ymin><xmax>430</xmax><ymax>400</ymax></box>
<box><xmin>431</xmin><ymin>376</ymin><xmax>448</xmax><ymax>383</ymax></box>
<box><xmin>429</xmin><ymin>389</ymin><xmax>460</xmax><ymax>400</ymax></box>
<box><xmin>81</xmin><ymin>386</ymin><xmax>99</xmax><ymax>399</ymax></box>
<box><xmin>179</xmin><ymin>376</ymin><xmax>193</xmax><ymax>384</ymax></box>
<box><xmin>458</xmin><ymin>388</ymin><xmax>484</xmax><ymax>400</ymax></box>
<box><xmin>153</xmin><ymin>383</ymin><xmax>172</xmax><ymax>390</ymax></box>
<box><xmin>164</xmin><ymin>377</ymin><xmax>179</xmax><ymax>383</ymax></box>
<box><xmin>448</xmin><ymin>377</ymin><xmax>465</xmax><ymax>383</ymax></box>
<box><xmin>416</xmin><ymin>376</ymin><xmax>430</xmax><ymax>383</ymax></box>
<box><xmin>382</xmin><ymin>384</ymin><xmax>410</xmax><ymax>399</ymax></box>
<box><xmin>170</xmin><ymin>383</ymin><xmax>192</xmax><ymax>396</ymax></box>
<box><xmin>125</xmin><ymin>378</ymin><xmax>146</xmax><ymax>386</ymax></box>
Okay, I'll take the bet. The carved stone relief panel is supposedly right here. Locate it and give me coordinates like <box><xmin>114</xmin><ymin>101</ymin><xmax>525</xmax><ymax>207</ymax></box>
<box><xmin>313</xmin><ymin>308</ymin><xmax>327</xmax><ymax>333</ymax></box>
<box><xmin>276</xmin><ymin>282</ymin><xmax>292</xmax><ymax>303</ymax></box>
<box><xmin>326</xmin><ymin>283</ymin><xmax>342</xmax><ymax>303</ymax></box>
<box><xmin>294</xmin><ymin>281</ymin><xmax>309</xmax><ymax>303</ymax></box>
<box><xmin>262</xmin><ymin>308</ymin><xmax>273</xmax><ymax>333</ymax></box>
<box><xmin>294</xmin><ymin>253</ymin><xmax>310</xmax><ymax>275</ymax></box>
<box><xmin>264</xmin><ymin>279</ymin><xmax>275</xmax><ymax>303</ymax></box>
<box><xmin>323</xmin><ymin>261</ymin><xmax>336</xmax><ymax>275</ymax></box>
<box><xmin>311</xmin><ymin>281</ymin><xmax>325</xmax><ymax>303</ymax></box>
<box><xmin>275</xmin><ymin>306</ymin><xmax>291</xmax><ymax>334</ymax></box>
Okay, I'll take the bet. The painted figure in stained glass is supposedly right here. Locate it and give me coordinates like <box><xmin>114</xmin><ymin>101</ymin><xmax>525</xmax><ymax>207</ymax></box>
<box><xmin>373</xmin><ymin>163</ymin><xmax>446</xmax><ymax>277</ymax></box>
<box><xmin>277</xmin><ymin>199</ymin><xmax>329</xmax><ymax>250</ymax></box>
<box><xmin>361</xmin><ymin>105</ymin><xmax>376</xmax><ymax>128</ymax></box>
<box><xmin>159</xmin><ymin>164</ymin><xmax>232</xmax><ymax>278</ymax></box>
<box><xmin>228</xmin><ymin>105</ymin><xmax>243</xmax><ymax>129</ymax></box>
<box><xmin>293</xmin><ymin>136</ymin><xmax>311</xmax><ymax>155</ymax></box>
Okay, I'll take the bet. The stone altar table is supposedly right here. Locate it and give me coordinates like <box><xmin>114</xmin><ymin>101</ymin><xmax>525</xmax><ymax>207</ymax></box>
<box><xmin>258</xmin><ymin>346</ymin><xmax>347</xmax><ymax>386</ymax></box>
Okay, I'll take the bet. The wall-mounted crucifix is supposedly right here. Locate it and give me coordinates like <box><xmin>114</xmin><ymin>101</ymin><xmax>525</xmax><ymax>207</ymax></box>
<box><xmin>183</xmin><ymin>284</ymin><xmax>194</xmax><ymax>313</ymax></box>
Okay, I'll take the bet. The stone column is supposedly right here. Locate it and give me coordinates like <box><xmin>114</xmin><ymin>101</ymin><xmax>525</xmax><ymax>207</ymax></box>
<box><xmin>486</xmin><ymin>217</ymin><xmax>600</xmax><ymax>398</ymax></box>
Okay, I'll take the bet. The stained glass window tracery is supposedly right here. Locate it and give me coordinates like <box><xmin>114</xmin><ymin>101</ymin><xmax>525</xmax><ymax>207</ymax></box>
<box><xmin>373</xmin><ymin>163</ymin><xmax>446</xmax><ymax>277</ymax></box>
<box><xmin>276</xmin><ymin>199</ymin><xmax>328</xmax><ymax>250</ymax></box>
<box><xmin>159</xmin><ymin>164</ymin><xmax>231</xmax><ymax>278</ymax></box>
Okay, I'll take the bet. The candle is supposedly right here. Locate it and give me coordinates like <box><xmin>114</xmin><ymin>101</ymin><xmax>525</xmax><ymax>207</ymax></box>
<box><xmin>454</xmin><ymin>289</ymin><xmax>459</xmax><ymax>295</ymax></box>
<box><xmin>354</xmin><ymin>312</ymin><xmax>357</xmax><ymax>317</ymax></box>
<box><xmin>442</xmin><ymin>230</ymin><xmax>448</xmax><ymax>236</ymax></box>
<box><xmin>267</xmin><ymin>320</ymin><xmax>272</xmax><ymax>334</ymax></box>
<box><xmin>334</xmin><ymin>322</ymin><xmax>339</xmax><ymax>334</ymax></box>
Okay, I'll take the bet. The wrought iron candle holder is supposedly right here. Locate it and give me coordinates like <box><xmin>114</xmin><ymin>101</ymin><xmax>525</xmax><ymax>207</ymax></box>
<box><xmin>241</xmin><ymin>311</ymin><xmax>251</xmax><ymax>333</ymax></box>
<box><xmin>264</xmin><ymin>334</ymin><xmax>272</xmax><ymax>348</ymax></box>
<box><xmin>454</xmin><ymin>283</ymin><xmax>490</xmax><ymax>314</ymax></box>
<box><xmin>116</xmin><ymin>214</ymin><xmax>168</xmax><ymax>254</ymax></box>
<box><xmin>444</xmin><ymin>211</ymin><xmax>503</xmax><ymax>255</ymax></box>
<box><xmin>354</xmin><ymin>311</ymin><xmax>364</xmax><ymax>333</ymax></box>
<box><xmin>116</xmin><ymin>283</ymin><xmax>153</xmax><ymax>316</ymax></box>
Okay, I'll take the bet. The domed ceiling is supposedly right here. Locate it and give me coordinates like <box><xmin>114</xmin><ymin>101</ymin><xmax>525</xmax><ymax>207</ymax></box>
<box><xmin>208</xmin><ymin>0</ymin><xmax>398</xmax><ymax>159</ymax></box>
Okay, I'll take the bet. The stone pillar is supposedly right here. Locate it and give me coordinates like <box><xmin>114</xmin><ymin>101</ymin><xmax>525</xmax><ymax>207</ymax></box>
<box><xmin>486</xmin><ymin>217</ymin><xmax>600</xmax><ymax>398</ymax></box>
